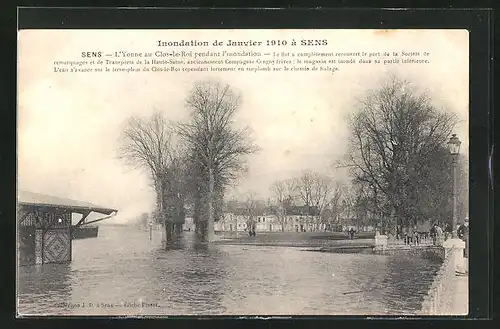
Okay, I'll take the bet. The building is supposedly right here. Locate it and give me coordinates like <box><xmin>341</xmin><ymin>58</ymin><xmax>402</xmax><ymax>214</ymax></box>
<box><xmin>214</xmin><ymin>205</ymin><xmax>322</xmax><ymax>233</ymax></box>
<box><xmin>18</xmin><ymin>190</ymin><xmax>117</xmax><ymax>266</ymax></box>
<box><xmin>214</xmin><ymin>213</ymin><xmax>247</xmax><ymax>232</ymax></box>
<box><xmin>182</xmin><ymin>217</ymin><xmax>195</xmax><ymax>231</ymax></box>
<box><xmin>283</xmin><ymin>205</ymin><xmax>321</xmax><ymax>232</ymax></box>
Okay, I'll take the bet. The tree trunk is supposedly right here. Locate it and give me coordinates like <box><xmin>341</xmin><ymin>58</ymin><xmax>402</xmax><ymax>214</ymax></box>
<box><xmin>197</xmin><ymin>220</ymin><xmax>204</xmax><ymax>238</ymax></box>
<box><xmin>193</xmin><ymin>192</ymin><xmax>201</xmax><ymax>237</ymax></box>
<box><xmin>164</xmin><ymin>221</ymin><xmax>172</xmax><ymax>245</ymax></box>
<box><xmin>388</xmin><ymin>208</ymin><xmax>396</xmax><ymax>237</ymax></box>
<box><xmin>156</xmin><ymin>178</ymin><xmax>164</xmax><ymax>223</ymax></box>
<box><xmin>175</xmin><ymin>223</ymin><xmax>182</xmax><ymax>235</ymax></box>
<box><xmin>206</xmin><ymin>165</ymin><xmax>215</xmax><ymax>242</ymax></box>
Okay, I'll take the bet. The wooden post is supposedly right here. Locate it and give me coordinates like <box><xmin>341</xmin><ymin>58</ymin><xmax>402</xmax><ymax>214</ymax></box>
<box><xmin>35</xmin><ymin>229</ymin><xmax>43</xmax><ymax>265</ymax></box>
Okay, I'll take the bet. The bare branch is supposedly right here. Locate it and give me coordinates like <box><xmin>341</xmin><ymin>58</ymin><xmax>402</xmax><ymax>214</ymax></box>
<box><xmin>344</xmin><ymin>75</ymin><xmax>459</xmax><ymax>230</ymax></box>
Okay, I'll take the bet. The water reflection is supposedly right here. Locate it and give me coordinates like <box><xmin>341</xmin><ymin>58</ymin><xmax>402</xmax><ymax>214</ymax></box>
<box><xmin>152</xmin><ymin>233</ymin><xmax>228</xmax><ymax>315</ymax></box>
<box><xmin>382</xmin><ymin>255</ymin><xmax>441</xmax><ymax>314</ymax></box>
<box><xmin>18</xmin><ymin>263</ymin><xmax>73</xmax><ymax>315</ymax></box>
<box><xmin>17</xmin><ymin>225</ymin><xmax>441</xmax><ymax>316</ymax></box>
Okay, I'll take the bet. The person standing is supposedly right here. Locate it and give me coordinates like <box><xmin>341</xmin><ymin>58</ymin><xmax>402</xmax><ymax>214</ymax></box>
<box><xmin>408</xmin><ymin>226</ymin><xmax>414</xmax><ymax>245</ymax></box>
<box><xmin>435</xmin><ymin>223</ymin><xmax>443</xmax><ymax>246</ymax></box>
<box><xmin>413</xmin><ymin>226</ymin><xmax>419</xmax><ymax>245</ymax></box>
<box><xmin>458</xmin><ymin>219</ymin><xmax>469</xmax><ymax>258</ymax></box>
<box><xmin>445</xmin><ymin>223</ymin><xmax>452</xmax><ymax>241</ymax></box>
<box><xmin>463</xmin><ymin>219</ymin><xmax>469</xmax><ymax>261</ymax></box>
<box><xmin>430</xmin><ymin>224</ymin><xmax>437</xmax><ymax>245</ymax></box>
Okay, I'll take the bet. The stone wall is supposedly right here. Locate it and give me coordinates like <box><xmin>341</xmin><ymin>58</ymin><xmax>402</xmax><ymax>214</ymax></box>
<box><xmin>370</xmin><ymin>236</ymin><xmax>465</xmax><ymax>315</ymax></box>
<box><xmin>418</xmin><ymin>247</ymin><xmax>456</xmax><ymax>315</ymax></box>
<box><xmin>372</xmin><ymin>245</ymin><xmax>445</xmax><ymax>263</ymax></box>
<box><xmin>418</xmin><ymin>242</ymin><xmax>466</xmax><ymax>315</ymax></box>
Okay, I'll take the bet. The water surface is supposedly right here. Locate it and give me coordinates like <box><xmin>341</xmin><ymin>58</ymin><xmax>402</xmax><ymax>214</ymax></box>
<box><xmin>17</xmin><ymin>225</ymin><xmax>440</xmax><ymax>316</ymax></box>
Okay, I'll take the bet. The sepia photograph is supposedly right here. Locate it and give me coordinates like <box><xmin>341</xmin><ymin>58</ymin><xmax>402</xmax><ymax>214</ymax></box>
<box><xmin>17</xmin><ymin>28</ymin><xmax>469</xmax><ymax>316</ymax></box>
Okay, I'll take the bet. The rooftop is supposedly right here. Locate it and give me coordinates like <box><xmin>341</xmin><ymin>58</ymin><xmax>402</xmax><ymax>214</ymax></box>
<box><xmin>17</xmin><ymin>190</ymin><xmax>118</xmax><ymax>215</ymax></box>
<box><xmin>226</xmin><ymin>205</ymin><xmax>319</xmax><ymax>217</ymax></box>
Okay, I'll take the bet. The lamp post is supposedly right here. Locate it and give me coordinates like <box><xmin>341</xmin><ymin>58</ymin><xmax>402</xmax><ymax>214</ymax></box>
<box><xmin>447</xmin><ymin>134</ymin><xmax>461</xmax><ymax>239</ymax></box>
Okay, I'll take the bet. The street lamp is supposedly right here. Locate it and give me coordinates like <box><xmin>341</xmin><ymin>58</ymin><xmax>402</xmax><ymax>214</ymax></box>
<box><xmin>447</xmin><ymin>134</ymin><xmax>461</xmax><ymax>155</ymax></box>
<box><xmin>447</xmin><ymin>134</ymin><xmax>461</xmax><ymax>238</ymax></box>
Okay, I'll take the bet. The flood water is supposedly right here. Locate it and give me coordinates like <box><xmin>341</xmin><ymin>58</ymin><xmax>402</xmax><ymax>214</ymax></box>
<box><xmin>17</xmin><ymin>225</ymin><xmax>441</xmax><ymax>316</ymax></box>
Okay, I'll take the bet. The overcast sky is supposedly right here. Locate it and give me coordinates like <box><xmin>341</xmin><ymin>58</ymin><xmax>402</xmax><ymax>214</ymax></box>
<box><xmin>17</xmin><ymin>29</ymin><xmax>469</xmax><ymax>222</ymax></box>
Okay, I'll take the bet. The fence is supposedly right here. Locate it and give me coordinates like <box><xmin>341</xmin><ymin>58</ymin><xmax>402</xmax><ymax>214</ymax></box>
<box><xmin>418</xmin><ymin>246</ymin><xmax>458</xmax><ymax>315</ymax></box>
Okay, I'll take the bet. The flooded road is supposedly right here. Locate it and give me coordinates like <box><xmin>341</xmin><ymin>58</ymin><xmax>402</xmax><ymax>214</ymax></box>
<box><xmin>17</xmin><ymin>225</ymin><xmax>440</xmax><ymax>316</ymax></box>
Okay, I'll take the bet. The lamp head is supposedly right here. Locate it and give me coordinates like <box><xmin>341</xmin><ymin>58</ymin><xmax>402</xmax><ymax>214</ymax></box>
<box><xmin>447</xmin><ymin>134</ymin><xmax>461</xmax><ymax>155</ymax></box>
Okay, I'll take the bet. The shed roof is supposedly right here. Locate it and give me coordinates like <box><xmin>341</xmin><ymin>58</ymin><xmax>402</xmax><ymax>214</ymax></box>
<box><xmin>17</xmin><ymin>190</ymin><xmax>118</xmax><ymax>215</ymax></box>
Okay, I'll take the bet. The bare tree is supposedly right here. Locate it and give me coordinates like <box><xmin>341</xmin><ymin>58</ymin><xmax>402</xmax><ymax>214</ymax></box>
<box><xmin>353</xmin><ymin>184</ymin><xmax>373</xmax><ymax>231</ymax></box>
<box><xmin>340</xmin><ymin>187</ymin><xmax>353</xmax><ymax>229</ymax></box>
<box><xmin>161</xmin><ymin>146</ymin><xmax>190</xmax><ymax>239</ymax></box>
<box><xmin>310</xmin><ymin>174</ymin><xmax>335</xmax><ymax>230</ymax></box>
<box><xmin>118</xmin><ymin>112</ymin><xmax>176</xmax><ymax>222</ymax></box>
<box><xmin>322</xmin><ymin>183</ymin><xmax>343</xmax><ymax>231</ymax></box>
<box><xmin>177</xmin><ymin>80</ymin><xmax>259</xmax><ymax>242</ymax></box>
<box><xmin>340</xmin><ymin>185</ymin><xmax>369</xmax><ymax>231</ymax></box>
<box><xmin>270</xmin><ymin>179</ymin><xmax>296</xmax><ymax>232</ymax></box>
<box><xmin>242</xmin><ymin>192</ymin><xmax>260</xmax><ymax>235</ymax></box>
<box><xmin>346</xmin><ymin>75</ymin><xmax>458</xmax><ymax>232</ymax></box>
<box><xmin>294</xmin><ymin>171</ymin><xmax>335</xmax><ymax>231</ymax></box>
<box><xmin>295</xmin><ymin>171</ymin><xmax>314</xmax><ymax>208</ymax></box>
<box><xmin>293</xmin><ymin>170</ymin><xmax>315</xmax><ymax>230</ymax></box>
<box><xmin>118</xmin><ymin>112</ymin><xmax>192</xmax><ymax>243</ymax></box>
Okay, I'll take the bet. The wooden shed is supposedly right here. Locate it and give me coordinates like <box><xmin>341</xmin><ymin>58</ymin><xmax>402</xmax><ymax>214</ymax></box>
<box><xmin>17</xmin><ymin>190</ymin><xmax>118</xmax><ymax>266</ymax></box>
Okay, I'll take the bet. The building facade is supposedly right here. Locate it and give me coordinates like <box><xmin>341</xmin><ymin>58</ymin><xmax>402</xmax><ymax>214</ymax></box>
<box><xmin>182</xmin><ymin>217</ymin><xmax>195</xmax><ymax>231</ymax></box>
<box><xmin>214</xmin><ymin>207</ymin><xmax>322</xmax><ymax>233</ymax></box>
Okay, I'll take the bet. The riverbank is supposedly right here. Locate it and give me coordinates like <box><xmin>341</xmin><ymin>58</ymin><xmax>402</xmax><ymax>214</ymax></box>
<box><xmin>213</xmin><ymin>231</ymin><xmax>376</xmax><ymax>249</ymax></box>
<box><xmin>214</xmin><ymin>238</ymin><xmax>375</xmax><ymax>249</ymax></box>
<box><xmin>213</xmin><ymin>232</ymin><xmax>447</xmax><ymax>260</ymax></box>
<box><xmin>215</xmin><ymin>231</ymin><xmax>376</xmax><ymax>240</ymax></box>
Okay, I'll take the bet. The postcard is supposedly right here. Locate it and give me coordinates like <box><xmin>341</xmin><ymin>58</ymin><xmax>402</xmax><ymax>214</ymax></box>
<box><xmin>17</xmin><ymin>28</ymin><xmax>469</xmax><ymax>316</ymax></box>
